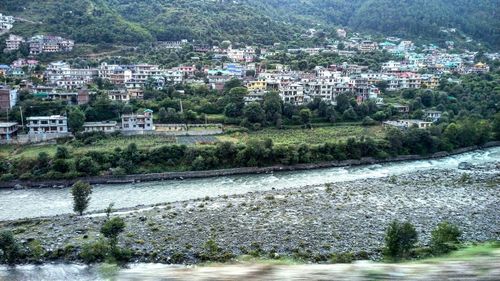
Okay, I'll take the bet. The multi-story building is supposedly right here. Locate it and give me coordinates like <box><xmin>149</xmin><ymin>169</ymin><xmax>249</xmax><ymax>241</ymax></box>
<box><xmin>108</xmin><ymin>89</ymin><xmax>131</xmax><ymax>102</ymax></box>
<box><xmin>32</xmin><ymin>89</ymin><xmax>90</xmax><ymax>105</ymax></box>
<box><xmin>45</xmin><ymin>61</ymin><xmax>97</xmax><ymax>89</ymax></box>
<box><xmin>280</xmin><ymin>83</ymin><xmax>304</xmax><ymax>105</ymax></box>
<box><xmin>0</xmin><ymin>122</ymin><xmax>19</xmax><ymax>143</ymax></box>
<box><xmin>4</xmin><ymin>35</ymin><xmax>25</xmax><ymax>52</ymax></box>
<box><xmin>121</xmin><ymin>109</ymin><xmax>154</xmax><ymax>131</ymax></box>
<box><xmin>0</xmin><ymin>86</ymin><xmax>18</xmax><ymax>110</ymax></box>
<box><xmin>29</xmin><ymin>35</ymin><xmax>74</xmax><ymax>55</ymax></box>
<box><xmin>0</xmin><ymin>13</ymin><xmax>15</xmax><ymax>31</ymax></box>
<box><xmin>27</xmin><ymin>115</ymin><xmax>68</xmax><ymax>135</ymax></box>
<box><xmin>359</xmin><ymin>41</ymin><xmax>378</xmax><ymax>53</ymax></box>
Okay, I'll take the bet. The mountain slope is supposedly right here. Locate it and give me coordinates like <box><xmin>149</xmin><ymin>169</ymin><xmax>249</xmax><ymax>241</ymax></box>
<box><xmin>1</xmin><ymin>0</ymin><xmax>499</xmax><ymax>48</ymax></box>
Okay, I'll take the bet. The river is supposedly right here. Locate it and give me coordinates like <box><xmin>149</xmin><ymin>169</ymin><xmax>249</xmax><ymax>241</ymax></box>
<box><xmin>0</xmin><ymin>147</ymin><xmax>498</xmax><ymax>221</ymax></box>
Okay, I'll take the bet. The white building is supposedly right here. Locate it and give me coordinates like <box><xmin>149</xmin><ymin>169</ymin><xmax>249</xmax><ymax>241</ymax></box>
<box><xmin>83</xmin><ymin>121</ymin><xmax>117</xmax><ymax>133</ymax></box>
<box><xmin>27</xmin><ymin>115</ymin><xmax>68</xmax><ymax>135</ymax></box>
<box><xmin>0</xmin><ymin>13</ymin><xmax>15</xmax><ymax>31</ymax></box>
<box><xmin>280</xmin><ymin>83</ymin><xmax>304</xmax><ymax>105</ymax></box>
<box><xmin>4</xmin><ymin>35</ymin><xmax>25</xmax><ymax>52</ymax></box>
<box><xmin>121</xmin><ymin>109</ymin><xmax>154</xmax><ymax>131</ymax></box>
<box><xmin>383</xmin><ymin>119</ymin><xmax>432</xmax><ymax>130</ymax></box>
<box><xmin>0</xmin><ymin>122</ymin><xmax>19</xmax><ymax>143</ymax></box>
<box><xmin>424</xmin><ymin>110</ymin><xmax>442</xmax><ymax>122</ymax></box>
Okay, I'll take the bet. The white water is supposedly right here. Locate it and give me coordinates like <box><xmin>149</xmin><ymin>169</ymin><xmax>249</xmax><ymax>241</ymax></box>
<box><xmin>0</xmin><ymin>147</ymin><xmax>498</xmax><ymax>221</ymax></box>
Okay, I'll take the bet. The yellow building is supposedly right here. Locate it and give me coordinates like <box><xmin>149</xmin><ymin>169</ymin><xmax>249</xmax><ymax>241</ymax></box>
<box><xmin>246</xmin><ymin>80</ymin><xmax>267</xmax><ymax>91</ymax></box>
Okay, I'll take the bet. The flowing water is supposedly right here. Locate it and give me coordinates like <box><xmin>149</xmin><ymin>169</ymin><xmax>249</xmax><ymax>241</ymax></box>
<box><xmin>0</xmin><ymin>148</ymin><xmax>499</xmax><ymax>280</ymax></box>
<box><xmin>0</xmin><ymin>147</ymin><xmax>499</xmax><ymax>221</ymax></box>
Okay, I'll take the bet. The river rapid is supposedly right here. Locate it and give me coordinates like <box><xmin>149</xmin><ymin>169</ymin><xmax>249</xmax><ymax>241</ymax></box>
<box><xmin>0</xmin><ymin>147</ymin><xmax>499</xmax><ymax>221</ymax></box>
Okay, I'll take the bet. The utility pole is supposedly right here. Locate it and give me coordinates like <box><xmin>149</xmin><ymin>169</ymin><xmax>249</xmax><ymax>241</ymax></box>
<box><xmin>19</xmin><ymin>106</ymin><xmax>24</xmax><ymax>133</ymax></box>
<box><xmin>179</xmin><ymin>99</ymin><xmax>184</xmax><ymax>113</ymax></box>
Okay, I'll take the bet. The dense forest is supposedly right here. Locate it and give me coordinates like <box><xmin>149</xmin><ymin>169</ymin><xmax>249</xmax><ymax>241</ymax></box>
<box><xmin>1</xmin><ymin>0</ymin><xmax>499</xmax><ymax>48</ymax></box>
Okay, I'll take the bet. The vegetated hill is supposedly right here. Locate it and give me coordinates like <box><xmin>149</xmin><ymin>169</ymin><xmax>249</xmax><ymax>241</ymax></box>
<box><xmin>245</xmin><ymin>0</ymin><xmax>500</xmax><ymax>48</ymax></box>
<box><xmin>1</xmin><ymin>0</ymin><xmax>499</xmax><ymax>48</ymax></box>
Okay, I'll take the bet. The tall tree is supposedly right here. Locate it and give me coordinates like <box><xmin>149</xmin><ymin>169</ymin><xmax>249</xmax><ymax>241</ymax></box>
<box><xmin>71</xmin><ymin>181</ymin><xmax>93</xmax><ymax>215</ymax></box>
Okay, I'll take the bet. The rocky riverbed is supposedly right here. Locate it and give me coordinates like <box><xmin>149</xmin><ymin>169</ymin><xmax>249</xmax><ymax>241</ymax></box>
<box><xmin>1</xmin><ymin>162</ymin><xmax>499</xmax><ymax>264</ymax></box>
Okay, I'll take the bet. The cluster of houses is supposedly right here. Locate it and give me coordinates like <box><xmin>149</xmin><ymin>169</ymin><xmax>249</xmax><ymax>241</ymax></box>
<box><xmin>1</xmin><ymin>107</ymin><xmax>223</xmax><ymax>144</ymax></box>
<box><xmin>4</xmin><ymin>34</ymin><xmax>74</xmax><ymax>54</ymax></box>
<box><xmin>0</xmin><ymin>109</ymin><xmax>155</xmax><ymax>144</ymax></box>
<box><xmin>0</xmin><ymin>13</ymin><xmax>15</xmax><ymax>32</ymax></box>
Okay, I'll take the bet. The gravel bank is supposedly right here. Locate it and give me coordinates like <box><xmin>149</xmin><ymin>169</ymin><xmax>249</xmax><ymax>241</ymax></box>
<box><xmin>1</xmin><ymin>162</ymin><xmax>499</xmax><ymax>264</ymax></box>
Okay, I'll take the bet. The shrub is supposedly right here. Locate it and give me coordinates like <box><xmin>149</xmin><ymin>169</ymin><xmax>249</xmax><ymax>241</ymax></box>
<box><xmin>52</xmin><ymin>159</ymin><xmax>70</xmax><ymax>173</ymax></box>
<box><xmin>101</xmin><ymin>217</ymin><xmax>126</xmax><ymax>246</ymax></box>
<box><xmin>430</xmin><ymin>222</ymin><xmax>462</xmax><ymax>255</ymax></box>
<box><xmin>383</xmin><ymin>220</ymin><xmax>418</xmax><ymax>261</ymax></box>
<box><xmin>199</xmin><ymin>238</ymin><xmax>234</xmax><ymax>262</ymax></box>
<box><xmin>0</xmin><ymin>230</ymin><xmax>21</xmax><ymax>264</ymax></box>
<box><xmin>80</xmin><ymin>239</ymin><xmax>111</xmax><ymax>264</ymax></box>
<box><xmin>330</xmin><ymin>252</ymin><xmax>355</xmax><ymax>263</ymax></box>
<box><xmin>0</xmin><ymin>173</ymin><xmax>15</xmax><ymax>182</ymax></box>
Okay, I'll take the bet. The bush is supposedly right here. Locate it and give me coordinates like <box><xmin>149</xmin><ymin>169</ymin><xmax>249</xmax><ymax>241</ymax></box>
<box><xmin>109</xmin><ymin>246</ymin><xmax>132</xmax><ymax>264</ymax></box>
<box><xmin>383</xmin><ymin>220</ymin><xmax>418</xmax><ymax>261</ymax></box>
<box><xmin>198</xmin><ymin>238</ymin><xmax>234</xmax><ymax>262</ymax></box>
<box><xmin>0</xmin><ymin>230</ymin><xmax>21</xmax><ymax>264</ymax></box>
<box><xmin>80</xmin><ymin>239</ymin><xmax>111</xmax><ymax>264</ymax></box>
<box><xmin>330</xmin><ymin>252</ymin><xmax>355</xmax><ymax>263</ymax></box>
<box><xmin>52</xmin><ymin>159</ymin><xmax>70</xmax><ymax>173</ymax></box>
<box><xmin>0</xmin><ymin>173</ymin><xmax>15</xmax><ymax>182</ymax></box>
<box><xmin>101</xmin><ymin>217</ymin><xmax>126</xmax><ymax>245</ymax></box>
<box><xmin>430</xmin><ymin>222</ymin><xmax>461</xmax><ymax>255</ymax></box>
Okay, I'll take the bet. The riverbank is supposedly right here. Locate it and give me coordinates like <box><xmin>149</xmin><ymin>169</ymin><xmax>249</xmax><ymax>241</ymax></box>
<box><xmin>1</xmin><ymin>162</ymin><xmax>498</xmax><ymax>265</ymax></box>
<box><xmin>2</xmin><ymin>142</ymin><xmax>499</xmax><ymax>189</ymax></box>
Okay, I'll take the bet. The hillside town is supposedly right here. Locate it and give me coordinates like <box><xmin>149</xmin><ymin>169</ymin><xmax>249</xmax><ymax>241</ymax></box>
<box><xmin>0</xmin><ymin>26</ymin><xmax>497</xmax><ymax>144</ymax></box>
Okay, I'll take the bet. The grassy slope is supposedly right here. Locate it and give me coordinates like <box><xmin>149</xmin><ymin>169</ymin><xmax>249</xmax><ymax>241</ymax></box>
<box><xmin>1</xmin><ymin>125</ymin><xmax>385</xmax><ymax>160</ymax></box>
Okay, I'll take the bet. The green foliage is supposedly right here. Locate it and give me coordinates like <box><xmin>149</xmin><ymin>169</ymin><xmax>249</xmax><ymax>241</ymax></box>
<box><xmin>330</xmin><ymin>252</ymin><xmax>355</xmax><ymax>263</ymax></box>
<box><xmin>2</xmin><ymin>0</ymin><xmax>500</xmax><ymax>50</ymax></box>
<box><xmin>100</xmin><ymin>217</ymin><xmax>126</xmax><ymax>245</ymax></box>
<box><xmin>55</xmin><ymin>146</ymin><xmax>70</xmax><ymax>159</ymax></box>
<box><xmin>199</xmin><ymin>238</ymin><xmax>235</xmax><ymax>262</ymax></box>
<box><xmin>430</xmin><ymin>222</ymin><xmax>462</xmax><ymax>255</ymax></box>
<box><xmin>68</xmin><ymin>108</ymin><xmax>86</xmax><ymax>133</ymax></box>
<box><xmin>80</xmin><ymin>239</ymin><xmax>111</xmax><ymax>264</ymax></box>
<box><xmin>383</xmin><ymin>220</ymin><xmax>418</xmax><ymax>261</ymax></box>
<box><xmin>0</xmin><ymin>230</ymin><xmax>21</xmax><ymax>265</ymax></box>
<box><xmin>71</xmin><ymin>181</ymin><xmax>93</xmax><ymax>215</ymax></box>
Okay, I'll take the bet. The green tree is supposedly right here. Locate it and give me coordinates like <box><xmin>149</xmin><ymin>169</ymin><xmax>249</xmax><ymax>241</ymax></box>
<box><xmin>100</xmin><ymin>217</ymin><xmax>126</xmax><ymax>246</ymax></box>
<box><xmin>430</xmin><ymin>222</ymin><xmax>461</xmax><ymax>255</ymax></box>
<box><xmin>68</xmin><ymin>107</ymin><xmax>86</xmax><ymax>133</ymax></box>
<box><xmin>0</xmin><ymin>230</ymin><xmax>20</xmax><ymax>265</ymax></box>
<box><xmin>71</xmin><ymin>181</ymin><xmax>93</xmax><ymax>215</ymax></box>
<box><xmin>55</xmin><ymin>146</ymin><xmax>70</xmax><ymax>159</ymax></box>
<box><xmin>299</xmin><ymin>108</ymin><xmax>312</xmax><ymax>125</ymax></box>
<box><xmin>493</xmin><ymin>113</ymin><xmax>500</xmax><ymax>140</ymax></box>
<box><xmin>383</xmin><ymin>220</ymin><xmax>418</xmax><ymax>261</ymax></box>
<box><xmin>243</xmin><ymin>102</ymin><xmax>265</xmax><ymax>124</ymax></box>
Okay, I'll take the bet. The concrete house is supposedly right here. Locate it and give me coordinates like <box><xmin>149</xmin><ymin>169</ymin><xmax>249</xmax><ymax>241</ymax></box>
<box><xmin>0</xmin><ymin>86</ymin><xmax>18</xmax><ymax>110</ymax></box>
<box><xmin>27</xmin><ymin>115</ymin><xmax>68</xmax><ymax>135</ymax></box>
<box><xmin>121</xmin><ymin>109</ymin><xmax>154</xmax><ymax>131</ymax></box>
<box><xmin>0</xmin><ymin>122</ymin><xmax>19</xmax><ymax>143</ymax></box>
<box><xmin>83</xmin><ymin>121</ymin><xmax>118</xmax><ymax>133</ymax></box>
